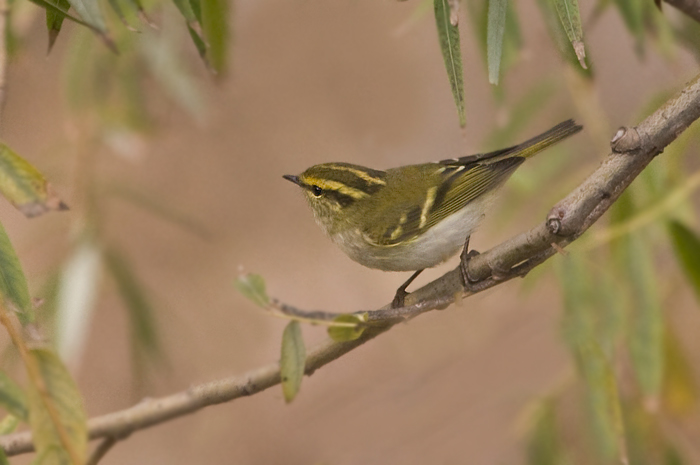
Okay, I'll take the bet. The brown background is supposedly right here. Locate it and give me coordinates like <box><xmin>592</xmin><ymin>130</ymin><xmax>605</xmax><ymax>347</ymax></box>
<box><xmin>1</xmin><ymin>0</ymin><xmax>699</xmax><ymax>463</ymax></box>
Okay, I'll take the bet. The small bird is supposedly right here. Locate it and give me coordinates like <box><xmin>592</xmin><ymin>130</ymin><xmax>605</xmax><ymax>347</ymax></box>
<box><xmin>284</xmin><ymin>120</ymin><xmax>582</xmax><ymax>306</ymax></box>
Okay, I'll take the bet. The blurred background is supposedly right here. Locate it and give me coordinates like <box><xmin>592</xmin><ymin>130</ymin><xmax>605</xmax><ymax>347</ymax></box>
<box><xmin>1</xmin><ymin>0</ymin><xmax>699</xmax><ymax>463</ymax></box>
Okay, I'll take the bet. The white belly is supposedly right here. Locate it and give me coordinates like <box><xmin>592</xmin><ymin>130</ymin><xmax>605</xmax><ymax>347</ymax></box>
<box><xmin>332</xmin><ymin>192</ymin><xmax>497</xmax><ymax>271</ymax></box>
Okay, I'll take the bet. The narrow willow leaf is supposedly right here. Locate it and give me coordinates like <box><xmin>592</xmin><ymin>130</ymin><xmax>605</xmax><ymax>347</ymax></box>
<box><xmin>234</xmin><ymin>274</ymin><xmax>269</xmax><ymax>308</ymax></box>
<box><xmin>0</xmin><ymin>371</ymin><xmax>27</xmax><ymax>421</ymax></box>
<box><xmin>553</xmin><ymin>0</ymin><xmax>587</xmax><ymax>68</ymax></box>
<box><xmin>66</xmin><ymin>0</ymin><xmax>107</xmax><ymax>32</ymax></box>
<box><xmin>45</xmin><ymin>0</ymin><xmax>72</xmax><ymax>52</ymax></box>
<box><xmin>201</xmin><ymin>0</ymin><xmax>228</xmax><ymax>74</ymax></box>
<box><xmin>668</xmin><ymin>221</ymin><xmax>700</xmax><ymax>303</ymax></box>
<box><xmin>0</xmin><ymin>144</ymin><xmax>68</xmax><ymax>218</ymax></box>
<box><xmin>280</xmin><ymin>321</ymin><xmax>305</xmax><ymax>403</ymax></box>
<box><xmin>535</xmin><ymin>0</ymin><xmax>592</xmax><ymax>76</ymax></box>
<box><xmin>27</xmin><ymin>0</ymin><xmax>96</xmax><ymax>32</ymax></box>
<box><xmin>187</xmin><ymin>24</ymin><xmax>207</xmax><ymax>59</ymax></box>
<box><xmin>0</xmin><ymin>221</ymin><xmax>33</xmax><ymax>324</ymax></box>
<box><xmin>27</xmin><ymin>348</ymin><xmax>87</xmax><ymax>465</ymax></box>
<box><xmin>327</xmin><ymin>313</ymin><xmax>368</xmax><ymax>342</ymax></box>
<box><xmin>486</xmin><ymin>0</ymin><xmax>507</xmax><ymax>84</ymax></box>
<box><xmin>0</xmin><ymin>414</ymin><xmax>19</xmax><ymax>435</ymax></box>
<box><xmin>611</xmin><ymin>0</ymin><xmax>645</xmax><ymax>53</ymax></box>
<box><xmin>0</xmin><ymin>448</ymin><xmax>7</xmax><ymax>465</ymax></box>
<box><xmin>55</xmin><ymin>240</ymin><xmax>102</xmax><ymax>365</ymax></box>
<box><xmin>172</xmin><ymin>0</ymin><xmax>196</xmax><ymax>22</ymax></box>
<box><xmin>105</xmin><ymin>0</ymin><xmax>138</xmax><ymax>31</ymax></box>
<box><xmin>526</xmin><ymin>400</ymin><xmax>565</xmax><ymax>465</ymax></box>
<box><xmin>434</xmin><ymin>0</ymin><xmax>466</xmax><ymax>126</ymax></box>
<box><xmin>624</xmin><ymin>233</ymin><xmax>664</xmax><ymax>402</ymax></box>
<box><xmin>662</xmin><ymin>327</ymin><xmax>697</xmax><ymax>416</ymax></box>
<box><xmin>104</xmin><ymin>249</ymin><xmax>161</xmax><ymax>364</ymax></box>
<box><xmin>577</xmin><ymin>340</ymin><xmax>626</xmax><ymax>461</ymax></box>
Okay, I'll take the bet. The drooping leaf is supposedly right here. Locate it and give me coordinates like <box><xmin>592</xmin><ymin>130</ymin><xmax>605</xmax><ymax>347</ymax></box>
<box><xmin>172</xmin><ymin>0</ymin><xmax>196</xmax><ymax>22</ymax></box>
<box><xmin>624</xmin><ymin>233</ymin><xmax>664</xmax><ymax>403</ymax></box>
<box><xmin>104</xmin><ymin>249</ymin><xmax>161</xmax><ymax>366</ymax></box>
<box><xmin>611</xmin><ymin>0</ymin><xmax>645</xmax><ymax>54</ymax></box>
<box><xmin>0</xmin><ymin>415</ymin><xmax>20</xmax><ymax>435</ymax></box>
<box><xmin>668</xmin><ymin>221</ymin><xmax>700</xmax><ymax>304</ymax></box>
<box><xmin>55</xmin><ymin>240</ymin><xmax>102</xmax><ymax>365</ymax></box>
<box><xmin>27</xmin><ymin>348</ymin><xmax>87</xmax><ymax>465</ymax></box>
<box><xmin>486</xmin><ymin>0</ymin><xmax>507</xmax><ymax>84</ymax></box>
<box><xmin>535</xmin><ymin>0</ymin><xmax>592</xmax><ymax>77</ymax></box>
<box><xmin>0</xmin><ymin>448</ymin><xmax>7</xmax><ymax>465</ymax></box>
<box><xmin>558</xmin><ymin>255</ymin><xmax>627</xmax><ymax>461</ymax></box>
<box><xmin>662</xmin><ymin>326</ymin><xmax>697</xmax><ymax>416</ymax></box>
<box><xmin>201</xmin><ymin>0</ymin><xmax>228</xmax><ymax>75</ymax></box>
<box><xmin>66</xmin><ymin>0</ymin><xmax>107</xmax><ymax>32</ymax></box>
<box><xmin>434</xmin><ymin>0</ymin><xmax>465</xmax><ymax>126</ymax></box>
<box><xmin>27</xmin><ymin>0</ymin><xmax>96</xmax><ymax>33</ymax></box>
<box><xmin>577</xmin><ymin>340</ymin><xmax>627</xmax><ymax>461</ymax></box>
<box><xmin>105</xmin><ymin>0</ymin><xmax>139</xmax><ymax>32</ymax></box>
<box><xmin>280</xmin><ymin>321</ymin><xmax>305</xmax><ymax>403</ymax></box>
<box><xmin>327</xmin><ymin>313</ymin><xmax>368</xmax><ymax>342</ymax></box>
<box><xmin>553</xmin><ymin>0</ymin><xmax>587</xmax><ymax>68</ymax></box>
<box><xmin>0</xmin><ymin>143</ymin><xmax>68</xmax><ymax>218</ymax></box>
<box><xmin>0</xmin><ymin>221</ymin><xmax>33</xmax><ymax>325</ymax></box>
<box><xmin>0</xmin><ymin>371</ymin><xmax>27</xmax><ymax>421</ymax></box>
<box><xmin>526</xmin><ymin>399</ymin><xmax>566</xmax><ymax>465</ymax></box>
<box><xmin>234</xmin><ymin>274</ymin><xmax>269</xmax><ymax>308</ymax></box>
<box><xmin>45</xmin><ymin>0</ymin><xmax>72</xmax><ymax>52</ymax></box>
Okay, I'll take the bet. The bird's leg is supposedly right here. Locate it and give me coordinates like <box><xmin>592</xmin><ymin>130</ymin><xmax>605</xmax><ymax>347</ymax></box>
<box><xmin>459</xmin><ymin>236</ymin><xmax>483</xmax><ymax>292</ymax></box>
<box><xmin>392</xmin><ymin>269</ymin><xmax>424</xmax><ymax>308</ymax></box>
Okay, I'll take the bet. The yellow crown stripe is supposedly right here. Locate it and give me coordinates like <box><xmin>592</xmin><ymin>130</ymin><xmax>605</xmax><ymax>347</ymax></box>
<box><xmin>302</xmin><ymin>177</ymin><xmax>369</xmax><ymax>199</ymax></box>
<box><xmin>325</xmin><ymin>164</ymin><xmax>387</xmax><ymax>185</ymax></box>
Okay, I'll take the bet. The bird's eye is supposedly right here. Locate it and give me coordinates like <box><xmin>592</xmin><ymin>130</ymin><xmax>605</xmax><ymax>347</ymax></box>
<box><xmin>311</xmin><ymin>185</ymin><xmax>323</xmax><ymax>197</ymax></box>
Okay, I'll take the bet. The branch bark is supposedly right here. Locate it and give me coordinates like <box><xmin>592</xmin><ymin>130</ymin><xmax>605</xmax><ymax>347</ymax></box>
<box><xmin>663</xmin><ymin>0</ymin><xmax>700</xmax><ymax>24</ymax></box>
<box><xmin>2</xmin><ymin>72</ymin><xmax>700</xmax><ymax>457</ymax></box>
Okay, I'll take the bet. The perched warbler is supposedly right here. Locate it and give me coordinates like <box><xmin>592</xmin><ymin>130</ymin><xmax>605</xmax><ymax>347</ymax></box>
<box><xmin>284</xmin><ymin>120</ymin><xmax>582</xmax><ymax>306</ymax></box>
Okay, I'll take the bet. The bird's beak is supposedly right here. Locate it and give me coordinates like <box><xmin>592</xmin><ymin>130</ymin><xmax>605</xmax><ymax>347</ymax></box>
<box><xmin>283</xmin><ymin>174</ymin><xmax>301</xmax><ymax>186</ymax></box>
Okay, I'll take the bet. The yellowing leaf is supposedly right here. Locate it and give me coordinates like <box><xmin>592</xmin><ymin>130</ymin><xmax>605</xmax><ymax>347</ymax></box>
<box><xmin>434</xmin><ymin>0</ymin><xmax>466</xmax><ymax>127</ymax></box>
<box><xmin>0</xmin><ymin>144</ymin><xmax>67</xmax><ymax>218</ymax></box>
<box><xmin>668</xmin><ymin>221</ymin><xmax>700</xmax><ymax>304</ymax></box>
<box><xmin>27</xmin><ymin>348</ymin><xmax>87</xmax><ymax>465</ymax></box>
<box><xmin>234</xmin><ymin>274</ymin><xmax>269</xmax><ymax>308</ymax></box>
<box><xmin>280</xmin><ymin>321</ymin><xmax>305</xmax><ymax>403</ymax></box>
<box><xmin>201</xmin><ymin>0</ymin><xmax>228</xmax><ymax>75</ymax></box>
<box><xmin>0</xmin><ymin>221</ymin><xmax>33</xmax><ymax>324</ymax></box>
<box><xmin>662</xmin><ymin>327</ymin><xmax>697</xmax><ymax>416</ymax></box>
<box><xmin>327</xmin><ymin>313</ymin><xmax>368</xmax><ymax>342</ymax></box>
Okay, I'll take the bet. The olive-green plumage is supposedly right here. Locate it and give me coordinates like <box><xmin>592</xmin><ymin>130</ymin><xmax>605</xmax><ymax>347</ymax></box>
<box><xmin>284</xmin><ymin>120</ymin><xmax>582</xmax><ymax>272</ymax></box>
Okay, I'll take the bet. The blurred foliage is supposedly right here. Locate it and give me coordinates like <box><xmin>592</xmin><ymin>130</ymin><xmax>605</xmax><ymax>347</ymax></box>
<box><xmin>0</xmin><ymin>0</ymin><xmax>698</xmax><ymax>461</ymax></box>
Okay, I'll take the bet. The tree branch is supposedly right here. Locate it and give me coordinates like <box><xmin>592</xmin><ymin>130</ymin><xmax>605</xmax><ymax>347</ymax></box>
<box><xmin>663</xmin><ymin>0</ymin><xmax>700</xmax><ymax>24</ymax></box>
<box><xmin>2</xmin><ymin>72</ymin><xmax>700</xmax><ymax>457</ymax></box>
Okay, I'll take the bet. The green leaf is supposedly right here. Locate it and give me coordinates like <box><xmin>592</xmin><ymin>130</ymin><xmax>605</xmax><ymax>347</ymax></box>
<box><xmin>434</xmin><ymin>0</ymin><xmax>465</xmax><ymax>127</ymax></box>
<box><xmin>327</xmin><ymin>313</ymin><xmax>368</xmax><ymax>342</ymax></box>
<box><xmin>172</xmin><ymin>0</ymin><xmax>196</xmax><ymax>22</ymax></box>
<box><xmin>27</xmin><ymin>348</ymin><xmax>87</xmax><ymax>465</ymax></box>
<box><xmin>0</xmin><ymin>447</ymin><xmax>7</xmax><ymax>465</ymax></box>
<box><xmin>535</xmin><ymin>0</ymin><xmax>592</xmax><ymax>77</ymax></box>
<box><xmin>668</xmin><ymin>221</ymin><xmax>700</xmax><ymax>304</ymax></box>
<box><xmin>526</xmin><ymin>400</ymin><xmax>566</xmax><ymax>465</ymax></box>
<box><xmin>55</xmin><ymin>240</ymin><xmax>102</xmax><ymax>364</ymax></box>
<box><xmin>0</xmin><ymin>371</ymin><xmax>27</xmax><ymax>421</ymax></box>
<box><xmin>27</xmin><ymin>0</ymin><xmax>97</xmax><ymax>33</ymax></box>
<box><xmin>624</xmin><ymin>233</ymin><xmax>664</xmax><ymax>401</ymax></box>
<box><xmin>201</xmin><ymin>0</ymin><xmax>228</xmax><ymax>74</ymax></box>
<box><xmin>234</xmin><ymin>274</ymin><xmax>269</xmax><ymax>308</ymax></box>
<box><xmin>0</xmin><ymin>143</ymin><xmax>68</xmax><ymax>218</ymax></box>
<box><xmin>553</xmin><ymin>0</ymin><xmax>587</xmax><ymax>68</ymax></box>
<box><xmin>577</xmin><ymin>340</ymin><xmax>626</xmax><ymax>461</ymax></box>
<box><xmin>662</xmin><ymin>326</ymin><xmax>697</xmax><ymax>416</ymax></box>
<box><xmin>280</xmin><ymin>321</ymin><xmax>305</xmax><ymax>403</ymax></box>
<box><xmin>0</xmin><ymin>221</ymin><xmax>33</xmax><ymax>324</ymax></box>
<box><xmin>66</xmin><ymin>0</ymin><xmax>107</xmax><ymax>32</ymax></box>
<box><xmin>104</xmin><ymin>249</ymin><xmax>161</xmax><ymax>366</ymax></box>
<box><xmin>0</xmin><ymin>415</ymin><xmax>20</xmax><ymax>435</ymax></box>
<box><xmin>486</xmin><ymin>0</ymin><xmax>507</xmax><ymax>85</ymax></box>
<box><xmin>45</xmin><ymin>0</ymin><xmax>72</xmax><ymax>52</ymax></box>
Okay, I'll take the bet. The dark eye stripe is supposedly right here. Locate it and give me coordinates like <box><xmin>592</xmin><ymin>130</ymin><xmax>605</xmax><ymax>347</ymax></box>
<box><xmin>324</xmin><ymin>190</ymin><xmax>356</xmax><ymax>208</ymax></box>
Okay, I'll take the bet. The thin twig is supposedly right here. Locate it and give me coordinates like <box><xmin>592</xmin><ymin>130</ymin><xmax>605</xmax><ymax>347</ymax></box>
<box><xmin>1</xmin><ymin>72</ymin><xmax>700</xmax><ymax>457</ymax></box>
